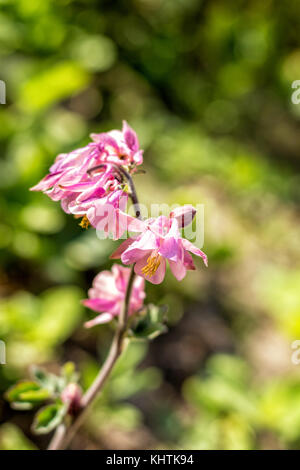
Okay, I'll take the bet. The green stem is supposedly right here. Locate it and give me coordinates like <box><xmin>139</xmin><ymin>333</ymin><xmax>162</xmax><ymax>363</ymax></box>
<box><xmin>47</xmin><ymin>168</ymin><xmax>141</xmax><ymax>450</ymax></box>
<box><xmin>48</xmin><ymin>266</ymin><xmax>135</xmax><ymax>450</ymax></box>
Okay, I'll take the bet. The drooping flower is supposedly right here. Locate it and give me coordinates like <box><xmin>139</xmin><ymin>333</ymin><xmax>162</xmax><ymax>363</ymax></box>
<box><xmin>30</xmin><ymin>121</ymin><xmax>143</xmax><ymax>217</ymax></box>
<box><xmin>82</xmin><ymin>264</ymin><xmax>145</xmax><ymax>327</ymax></box>
<box><xmin>111</xmin><ymin>206</ymin><xmax>208</xmax><ymax>284</ymax></box>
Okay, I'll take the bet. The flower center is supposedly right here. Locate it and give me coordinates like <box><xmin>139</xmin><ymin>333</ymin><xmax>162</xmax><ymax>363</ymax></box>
<box><xmin>141</xmin><ymin>252</ymin><xmax>161</xmax><ymax>277</ymax></box>
<box><xmin>79</xmin><ymin>215</ymin><xmax>90</xmax><ymax>229</ymax></box>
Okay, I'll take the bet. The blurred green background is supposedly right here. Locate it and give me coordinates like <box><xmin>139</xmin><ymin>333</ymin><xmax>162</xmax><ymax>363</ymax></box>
<box><xmin>1</xmin><ymin>0</ymin><xmax>300</xmax><ymax>450</ymax></box>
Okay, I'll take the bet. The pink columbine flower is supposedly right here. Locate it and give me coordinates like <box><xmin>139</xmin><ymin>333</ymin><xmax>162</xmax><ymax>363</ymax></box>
<box><xmin>111</xmin><ymin>206</ymin><xmax>208</xmax><ymax>284</ymax></box>
<box><xmin>82</xmin><ymin>264</ymin><xmax>145</xmax><ymax>327</ymax></box>
<box><xmin>30</xmin><ymin>121</ymin><xmax>143</xmax><ymax>216</ymax></box>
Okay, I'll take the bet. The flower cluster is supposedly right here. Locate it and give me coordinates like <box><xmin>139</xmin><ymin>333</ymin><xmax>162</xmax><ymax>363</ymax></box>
<box><xmin>31</xmin><ymin>121</ymin><xmax>142</xmax><ymax>229</ymax></box>
<box><xmin>32</xmin><ymin>122</ymin><xmax>207</xmax><ymax>327</ymax></box>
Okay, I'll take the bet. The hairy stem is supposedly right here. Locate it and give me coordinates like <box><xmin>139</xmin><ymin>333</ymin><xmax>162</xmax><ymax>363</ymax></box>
<box><xmin>117</xmin><ymin>166</ymin><xmax>142</xmax><ymax>219</ymax></box>
<box><xmin>47</xmin><ymin>169</ymin><xmax>140</xmax><ymax>450</ymax></box>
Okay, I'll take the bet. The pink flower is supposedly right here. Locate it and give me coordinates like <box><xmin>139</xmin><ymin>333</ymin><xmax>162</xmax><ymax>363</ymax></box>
<box><xmin>30</xmin><ymin>121</ymin><xmax>143</xmax><ymax>216</ymax></box>
<box><xmin>82</xmin><ymin>264</ymin><xmax>145</xmax><ymax>327</ymax></box>
<box><xmin>90</xmin><ymin>121</ymin><xmax>143</xmax><ymax>167</ymax></box>
<box><xmin>111</xmin><ymin>207</ymin><xmax>208</xmax><ymax>284</ymax></box>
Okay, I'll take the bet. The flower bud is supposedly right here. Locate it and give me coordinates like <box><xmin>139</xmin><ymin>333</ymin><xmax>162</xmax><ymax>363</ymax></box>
<box><xmin>170</xmin><ymin>205</ymin><xmax>196</xmax><ymax>228</ymax></box>
<box><xmin>61</xmin><ymin>383</ymin><xmax>82</xmax><ymax>416</ymax></box>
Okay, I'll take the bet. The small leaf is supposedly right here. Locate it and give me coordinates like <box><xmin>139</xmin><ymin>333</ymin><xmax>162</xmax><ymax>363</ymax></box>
<box><xmin>148</xmin><ymin>304</ymin><xmax>168</xmax><ymax>324</ymax></box>
<box><xmin>5</xmin><ymin>381</ymin><xmax>49</xmax><ymax>410</ymax></box>
<box><xmin>30</xmin><ymin>365</ymin><xmax>65</xmax><ymax>395</ymax></box>
<box><xmin>18</xmin><ymin>389</ymin><xmax>51</xmax><ymax>403</ymax></box>
<box><xmin>130</xmin><ymin>304</ymin><xmax>168</xmax><ymax>340</ymax></box>
<box><xmin>5</xmin><ymin>381</ymin><xmax>40</xmax><ymax>403</ymax></box>
<box><xmin>32</xmin><ymin>402</ymin><xmax>67</xmax><ymax>435</ymax></box>
<box><xmin>30</xmin><ymin>366</ymin><xmax>48</xmax><ymax>387</ymax></box>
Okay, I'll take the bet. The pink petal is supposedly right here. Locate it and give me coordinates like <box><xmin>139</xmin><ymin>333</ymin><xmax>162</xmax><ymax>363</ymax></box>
<box><xmin>30</xmin><ymin>171</ymin><xmax>62</xmax><ymax>191</ymax></box>
<box><xmin>112</xmin><ymin>263</ymin><xmax>130</xmax><ymax>292</ymax></box>
<box><xmin>58</xmin><ymin>181</ymin><xmax>96</xmax><ymax>192</ymax></box>
<box><xmin>110</xmin><ymin>238</ymin><xmax>135</xmax><ymax>259</ymax></box>
<box><xmin>183</xmin><ymin>250</ymin><xmax>196</xmax><ymax>270</ymax></box>
<box><xmin>60</xmin><ymin>194</ymin><xmax>78</xmax><ymax>214</ymax></box>
<box><xmin>129</xmin><ymin>275</ymin><xmax>146</xmax><ymax>313</ymax></box>
<box><xmin>159</xmin><ymin>237</ymin><xmax>181</xmax><ymax>262</ymax></box>
<box><xmin>113</xmin><ymin>209</ymin><xmax>145</xmax><ymax>240</ymax></box>
<box><xmin>121</xmin><ymin>246</ymin><xmax>151</xmax><ymax>265</ymax></box>
<box><xmin>78</xmin><ymin>186</ymin><xmax>106</xmax><ymax>203</ymax></box>
<box><xmin>181</xmin><ymin>239</ymin><xmax>208</xmax><ymax>267</ymax></box>
<box><xmin>90</xmin><ymin>133</ymin><xmax>119</xmax><ymax>152</ymax></box>
<box><xmin>133</xmin><ymin>150</ymin><xmax>143</xmax><ymax>165</ymax></box>
<box><xmin>122</xmin><ymin>120</ymin><xmax>139</xmax><ymax>152</ymax></box>
<box><xmin>169</xmin><ymin>259</ymin><xmax>187</xmax><ymax>281</ymax></box>
<box><xmin>84</xmin><ymin>312</ymin><xmax>115</xmax><ymax>327</ymax></box>
<box><xmin>81</xmin><ymin>298</ymin><xmax>118</xmax><ymax>313</ymax></box>
<box><xmin>148</xmin><ymin>216</ymin><xmax>170</xmax><ymax>238</ymax></box>
<box><xmin>119</xmin><ymin>229</ymin><xmax>157</xmax><ymax>264</ymax></box>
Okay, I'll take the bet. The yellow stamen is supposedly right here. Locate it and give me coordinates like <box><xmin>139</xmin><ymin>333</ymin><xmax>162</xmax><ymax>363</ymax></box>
<box><xmin>79</xmin><ymin>215</ymin><xmax>90</xmax><ymax>229</ymax></box>
<box><xmin>141</xmin><ymin>252</ymin><xmax>161</xmax><ymax>277</ymax></box>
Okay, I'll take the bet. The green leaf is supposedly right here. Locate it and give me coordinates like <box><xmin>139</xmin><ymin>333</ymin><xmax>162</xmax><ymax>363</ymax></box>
<box><xmin>5</xmin><ymin>381</ymin><xmax>50</xmax><ymax>410</ymax></box>
<box><xmin>18</xmin><ymin>388</ymin><xmax>51</xmax><ymax>402</ymax></box>
<box><xmin>5</xmin><ymin>381</ymin><xmax>40</xmax><ymax>402</ymax></box>
<box><xmin>30</xmin><ymin>365</ymin><xmax>65</xmax><ymax>395</ymax></box>
<box><xmin>32</xmin><ymin>402</ymin><xmax>67</xmax><ymax>435</ymax></box>
<box><xmin>129</xmin><ymin>304</ymin><xmax>168</xmax><ymax>340</ymax></box>
<box><xmin>148</xmin><ymin>304</ymin><xmax>168</xmax><ymax>325</ymax></box>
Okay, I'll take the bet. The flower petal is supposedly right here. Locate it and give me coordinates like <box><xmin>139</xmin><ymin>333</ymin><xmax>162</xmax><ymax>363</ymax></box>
<box><xmin>81</xmin><ymin>298</ymin><xmax>118</xmax><ymax>313</ymax></box>
<box><xmin>181</xmin><ymin>239</ymin><xmax>208</xmax><ymax>266</ymax></box>
<box><xmin>183</xmin><ymin>250</ymin><xmax>196</xmax><ymax>270</ymax></box>
<box><xmin>84</xmin><ymin>312</ymin><xmax>115</xmax><ymax>327</ymax></box>
<box><xmin>110</xmin><ymin>238</ymin><xmax>135</xmax><ymax>259</ymax></box>
<box><xmin>159</xmin><ymin>236</ymin><xmax>181</xmax><ymax>262</ymax></box>
<box><xmin>122</xmin><ymin>120</ymin><xmax>139</xmax><ymax>152</ymax></box>
<box><xmin>169</xmin><ymin>259</ymin><xmax>187</xmax><ymax>281</ymax></box>
<box><xmin>170</xmin><ymin>205</ymin><xmax>196</xmax><ymax>228</ymax></box>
